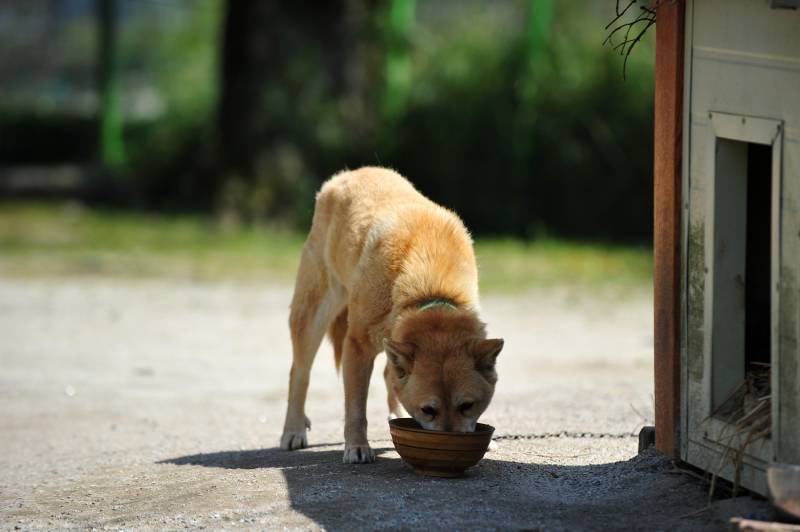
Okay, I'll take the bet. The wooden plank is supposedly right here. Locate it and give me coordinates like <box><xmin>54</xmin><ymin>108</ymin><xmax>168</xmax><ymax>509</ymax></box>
<box><xmin>653</xmin><ymin>0</ymin><xmax>686</xmax><ymax>458</ymax></box>
<box><xmin>730</xmin><ymin>518</ymin><xmax>800</xmax><ymax>532</ymax></box>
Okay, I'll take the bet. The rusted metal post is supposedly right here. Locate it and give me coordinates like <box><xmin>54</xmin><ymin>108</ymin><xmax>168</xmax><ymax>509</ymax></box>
<box><xmin>653</xmin><ymin>0</ymin><xmax>685</xmax><ymax>458</ymax></box>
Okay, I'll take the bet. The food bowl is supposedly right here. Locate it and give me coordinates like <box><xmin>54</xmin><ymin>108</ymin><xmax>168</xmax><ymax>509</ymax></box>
<box><xmin>388</xmin><ymin>418</ymin><xmax>495</xmax><ymax>477</ymax></box>
<box><xmin>767</xmin><ymin>463</ymin><xmax>800</xmax><ymax>522</ymax></box>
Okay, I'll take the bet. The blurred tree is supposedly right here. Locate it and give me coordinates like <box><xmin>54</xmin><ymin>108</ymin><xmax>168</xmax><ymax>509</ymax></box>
<box><xmin>217</xmin><ymin>0</ymin><xmax>352</xmax><ymax>222</ymax></box>
<box><xmin>342</xmin><ymin>0</ymin><xmax>385</xmax><ymax>142</ymax></box>
<box><xmin>97</xmin><ymin>0</ymin><xmax>125</xmax><ymax>168</ymax></box>
<box><xmin>217</xmin><ymin>1</ymin><xmax>269</xmax><ymax>177</ymax></box>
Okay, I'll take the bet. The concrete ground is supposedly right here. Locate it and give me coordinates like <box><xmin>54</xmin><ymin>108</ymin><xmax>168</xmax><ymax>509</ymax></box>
<box><xmin>0</xmin><ymin>278</ymin><xmax>771</xmax><ymax>531</ymax></box>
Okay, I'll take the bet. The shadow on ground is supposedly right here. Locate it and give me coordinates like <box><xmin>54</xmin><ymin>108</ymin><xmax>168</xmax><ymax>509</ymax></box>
<box><xmin>160</xmin><ymin>444</ymin><xmax>744</xmax><ymax>531</ymax></box>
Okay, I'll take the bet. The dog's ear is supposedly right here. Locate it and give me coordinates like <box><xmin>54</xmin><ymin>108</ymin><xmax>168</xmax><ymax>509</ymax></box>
<box><xmin>383</xmin><ymin>339</ymin><xmax>415</xmax><ymax>379</ymax></box>
<box><xmin>473</xmin><ymin>338</ymin><xmax>503</xmax><ymax>383</ymax></box>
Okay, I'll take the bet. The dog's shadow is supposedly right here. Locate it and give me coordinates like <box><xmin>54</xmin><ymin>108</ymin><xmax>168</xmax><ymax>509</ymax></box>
<box><xmin>159</xmin><ymin>444</ymin><xmax>395</xmax><ymax>471</ymax></box>
<box><xmin>159</xmin><ymin>443</ymin><xmax>521</xmax><ymax>530</ymax></box>
<box><xmin>157</xmin><ymin>443</ymin><xmax>731</xmax><ymax>531</ymax></box>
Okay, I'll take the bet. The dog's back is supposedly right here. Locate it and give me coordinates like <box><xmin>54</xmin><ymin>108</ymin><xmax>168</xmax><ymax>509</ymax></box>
<box><xmin>309</xmin><ymin>166</ymin><xmax>479</xmax><ymax>308</ymax></box>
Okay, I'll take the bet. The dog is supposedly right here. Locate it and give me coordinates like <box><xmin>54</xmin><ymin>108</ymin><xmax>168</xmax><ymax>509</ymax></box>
<box><xmin>280</xmin><ymin>167</ymin><xmax>503</xmax><ymax>464</ymax></box>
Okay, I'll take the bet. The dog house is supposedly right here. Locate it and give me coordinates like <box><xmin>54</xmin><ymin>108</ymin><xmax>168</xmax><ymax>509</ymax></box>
<box><xmin>653</xmin><ymin>0</ymin><xmax>799</xmax><ymax>495</ymax></box>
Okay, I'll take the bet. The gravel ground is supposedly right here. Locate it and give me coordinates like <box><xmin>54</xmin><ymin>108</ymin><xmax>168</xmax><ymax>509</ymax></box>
<box><xmin>0</xmin><ymin>278</ymin><xmax>770</xmax><ymax>531</ymax></box>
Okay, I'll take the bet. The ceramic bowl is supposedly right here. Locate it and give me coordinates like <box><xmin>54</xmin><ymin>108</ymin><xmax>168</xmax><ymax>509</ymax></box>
<box><xmin>767</xmin><ymin>463</ymin><xmax>800</xmax><ymax>522</ymax></box>
<box><xmin>388</xmin><ymin>417</ymin><xmax>494</xmax><ymax>477</ymax></box>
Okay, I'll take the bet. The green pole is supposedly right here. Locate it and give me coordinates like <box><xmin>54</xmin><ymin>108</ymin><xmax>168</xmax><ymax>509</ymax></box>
<box><xmin>97</xmin><ymin>0</ymin><xmax>125</xmax><ymax>168</ymax></box>
<box><xmin>382</xmin><ymin>0</ymin><xmax>416</xmax><ymax>124</ymax></box>
<box><xmin>521</xmin><ymin>0</ymin><xmax>553</xmax><ymax>100</ymax></box>
<box><xmin>514</xmin><ymin>0</ymin><xmax>553</xmax><ymax>235</ymax></box>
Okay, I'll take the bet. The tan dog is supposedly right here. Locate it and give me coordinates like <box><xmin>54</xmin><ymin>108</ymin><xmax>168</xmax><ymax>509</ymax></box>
<box><xmin>280</xmin><ymin>167</ymin><xmax>503</xmax><ymax>463</ymax></box>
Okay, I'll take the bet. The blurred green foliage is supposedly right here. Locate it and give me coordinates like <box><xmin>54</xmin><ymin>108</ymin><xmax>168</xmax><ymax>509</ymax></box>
<box><xmin>0</xmin><ymin>0</ymin><xmax>654</xmax><ymax>242</ymax></box>
<box><xmin>385</xmin><ymin>1</ymin><xmax>654</xmax><ymax>241</ymax></box>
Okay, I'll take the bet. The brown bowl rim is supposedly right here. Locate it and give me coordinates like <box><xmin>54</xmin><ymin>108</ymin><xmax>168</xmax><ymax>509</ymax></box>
<box><xmin>389</xmin><ymin>417</ymin><xmax>495</xmax><ymax>437</ymax></box>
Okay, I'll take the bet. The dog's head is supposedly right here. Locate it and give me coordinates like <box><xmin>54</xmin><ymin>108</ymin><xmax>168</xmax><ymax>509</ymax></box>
<box><xmin>384</xmin><ymin>308</ymin><xmax>503</xmax><ymax>432</ymax></box>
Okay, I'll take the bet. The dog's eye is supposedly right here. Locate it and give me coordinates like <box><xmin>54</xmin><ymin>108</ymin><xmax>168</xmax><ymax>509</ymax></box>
<box><xmin>421</xmin><ymin>406</ymin><xmax>437</xmax><ymax>418</ymax></box>
<box><xmin>459</xmin><ymin>402</ymin><xmax>474</xmax><ymax>415</ymax></box>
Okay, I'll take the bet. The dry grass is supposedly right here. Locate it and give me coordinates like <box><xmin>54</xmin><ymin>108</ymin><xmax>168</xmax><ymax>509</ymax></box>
<box><xmin>706</xmin><ymin>363</ymin><xmax>771</xmax><ymax>498</ymax></box>
<box><xmin>0</xmin><ymin>202</ymin><xmax>653</xmax><ymax>292</ymax></box>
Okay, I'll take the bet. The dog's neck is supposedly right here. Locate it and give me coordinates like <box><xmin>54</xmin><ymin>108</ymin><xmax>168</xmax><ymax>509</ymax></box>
<box><xmin>386</xmin><ymin>292</ymin><xmax>482</xmax><ymax>341</ymax></box>
<box><xmin>386</xmin><ymin>294</ymin><xmax>487</xmax><ymax>349</ymax></box>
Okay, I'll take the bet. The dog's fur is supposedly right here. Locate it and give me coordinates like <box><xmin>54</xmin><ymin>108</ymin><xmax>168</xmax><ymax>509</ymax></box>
<box><xmin>280</xmin><ymin>167</ymin><xmax>503</xmax><ymax>463</ymax></box>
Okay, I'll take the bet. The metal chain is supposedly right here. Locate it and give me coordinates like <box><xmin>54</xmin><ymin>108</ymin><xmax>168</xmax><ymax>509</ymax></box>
<box><xmin>369</xmin><ymin>431</ymin><xmax>638</xmax><ymax>446</ymax></box>
<box><xmin>493</xmin><ymin>431</ymin><xmax>637</xmax><ymax>440</ymax></box>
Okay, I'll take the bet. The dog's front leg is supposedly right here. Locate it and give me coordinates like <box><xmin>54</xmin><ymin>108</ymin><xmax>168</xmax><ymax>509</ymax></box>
<box><xmin>341</xmin><ymin>334</ymin><xmax>377</xmax><ymax>464</ymax></box>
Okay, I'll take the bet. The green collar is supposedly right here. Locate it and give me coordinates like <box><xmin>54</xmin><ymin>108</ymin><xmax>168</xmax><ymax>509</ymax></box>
<box><xmin>417</xmin><ymin>298</ymin><xmax>458</xmax><ymax>311</ymax></box>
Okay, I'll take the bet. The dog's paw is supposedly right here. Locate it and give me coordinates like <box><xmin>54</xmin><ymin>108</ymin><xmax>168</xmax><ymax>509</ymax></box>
<box><xmin>280</xmin><ymin>430</ymin><xmax>307</xmax><ymax>450</ymax></box>
<box><xmin>342</xmin><ymin>444</ymin><xmax>375</xmax><ymax>464</ymax></box>
<box><xmin>487</xmin><ymin>439</ymin><xmax>499</xmax><ymax>452</ymax></box>
<box><xmin>280</xmin><ymin>416</ymin><xmax>311</xmax><ymax>451</ymax></box>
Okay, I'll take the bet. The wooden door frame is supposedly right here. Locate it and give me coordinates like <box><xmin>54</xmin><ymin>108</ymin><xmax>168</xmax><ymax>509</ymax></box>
<box><xmin>653</xmin><ymin>0</ymin><xmax>685</xmax><ymax>458</ymax></box>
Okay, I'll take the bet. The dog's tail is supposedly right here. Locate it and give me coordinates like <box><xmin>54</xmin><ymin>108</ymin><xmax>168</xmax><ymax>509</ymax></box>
<box><xmin>329</xmin><ymin>307</ymin><xmax>348</xmax><ymax>373</ymax></box>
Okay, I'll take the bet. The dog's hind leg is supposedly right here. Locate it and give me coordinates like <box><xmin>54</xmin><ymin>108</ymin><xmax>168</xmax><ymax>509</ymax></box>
<box><xmin>281</xmin><ymin>248</ymin><xmax>345</xmax><ymax>451</ymax></box>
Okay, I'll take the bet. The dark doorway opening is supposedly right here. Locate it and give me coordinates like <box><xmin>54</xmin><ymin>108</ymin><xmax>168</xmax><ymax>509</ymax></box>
<box><xmin>745</xmin><ymin>142</ymin><xmax>772</xmax><ymax>370</ymax></box>
<box><xmin>712</xmin><ymin>138</ymin><xmax>773</xmax><ymax>426</ymax></box>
